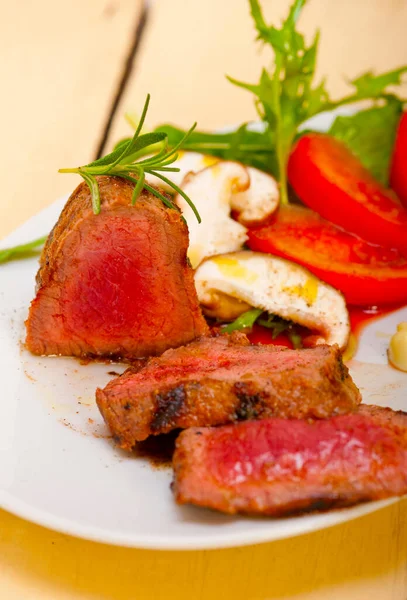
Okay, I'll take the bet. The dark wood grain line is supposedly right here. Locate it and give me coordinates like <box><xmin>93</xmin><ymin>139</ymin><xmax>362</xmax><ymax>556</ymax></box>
<box><xmin>94</xmin><ymin>1</ymin><xmax>150</xmax><ymax>159</ymax></box>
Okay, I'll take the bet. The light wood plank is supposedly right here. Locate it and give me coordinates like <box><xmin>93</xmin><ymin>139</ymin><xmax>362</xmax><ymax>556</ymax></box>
<box><xmin>0</xmin><ymin>502</ymin><xmax>405</xmax><ymax>599</ymax></box>
<box><xmin>107</xmin><ymin>0</ymin><xmax>407</xmax><ymax>144</ymax></box>
<box><xmin>0</xmin><ymin>0</ymin><xmax>145</xmax><ymax>239</ymax></box>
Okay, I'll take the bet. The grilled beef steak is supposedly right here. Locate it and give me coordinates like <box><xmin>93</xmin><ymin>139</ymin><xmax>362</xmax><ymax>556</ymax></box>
<box><xmin>26</xmin><ymin>177</ymin><xmax>208</xmax><ymax>359</ymax></box>
<box><xmin>173</xmin><ymin>405</ymin><xmax>407</xmax><ymax>516</ymax></box>
<box><xmin>96</xmin><ymin>332</ymin><xmax>361</xmax><ymax>448</ymax></box>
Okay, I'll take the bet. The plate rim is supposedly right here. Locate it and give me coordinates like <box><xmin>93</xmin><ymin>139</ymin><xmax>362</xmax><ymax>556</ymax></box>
<box><xmin>0</xmin><ymin>486</ymin><xmax>396</xmax><ymax>550</ymax></box>
<box><xmin>1</xmin><ymin>107</ymin><xmax>405</xmax><ymax>549</ymax></box>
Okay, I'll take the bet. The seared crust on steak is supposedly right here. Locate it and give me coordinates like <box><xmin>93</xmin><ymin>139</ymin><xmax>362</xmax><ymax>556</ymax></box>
<box><xmin>26</xmin><ymin>176</ymin><xmax>208</xmax><ymax>359</ymax></box>
<box><xmin>172</xmin><ymin>405</ymin><xmax>407</xmax><ymax>516</ymax></box>
<box><xmin>96</xmin><ymin>332</ymin><xmax>361</xmax><ymax>448</ymax></box>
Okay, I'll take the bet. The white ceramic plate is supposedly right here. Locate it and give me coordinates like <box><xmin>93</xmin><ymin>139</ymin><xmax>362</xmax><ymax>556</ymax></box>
<box><xmin>1</xmin><ymin>112</ymin><xmax>407</xmax><ymax>550</ymax></box>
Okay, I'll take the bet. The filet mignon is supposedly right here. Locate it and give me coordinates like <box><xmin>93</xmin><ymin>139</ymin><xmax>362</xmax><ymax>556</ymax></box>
<box><xmin>25</xmin><ymin>177</ymin><xmax>208</xmax><ymax>358</ymax></box>
<box><xmin>96</xmin><ymin>332</ymin><xmax>361</xmax><ymax>447</ymax></box>
<box><xmin>173</xmin><ymin>404</ymin><xmax>407</xmax><ymax>516</ymax></box>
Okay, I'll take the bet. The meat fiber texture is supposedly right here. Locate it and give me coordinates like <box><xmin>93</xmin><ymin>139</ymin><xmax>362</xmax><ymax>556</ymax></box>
<box><xmin>96</xmin><ymin>332</ymin><xmax>361</xmax><ymax>448</ymax></box>
<box><xmin>26</xmin><ymin>177</ymin><xmax>208</xmax><ymax>359</ymax></box>
<box><xmin>173</xmin><ymin>405</ymin><xmax>407</xmax><ymax>516</ymax></box>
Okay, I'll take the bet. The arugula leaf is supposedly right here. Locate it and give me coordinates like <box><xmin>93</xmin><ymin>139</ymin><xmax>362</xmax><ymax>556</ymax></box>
<box><xmin>349</xmin><ymin>67</ymin><xmax>407</xmax><ymax>99</ymax></box>
<box><xmin>257</xmin><ymin>314</ymin><xmax>289</xmax><ymax>338</ymax></box>
<box><xmin>257</xmin><ymin>313</ymin><xmax>302</xmax><ymax>347</ymax></box>
<box><xmin>329</xmin><ymin>99</ymin><xmax>402</xmax><ymax>185</ymax></box>
<box><xmin>153</xmin><ymin>123</ymin><xmax>278</xmax><ymax>175</ymax></box>
<box><xmin>228</xmin><ymin>0</ymin><xmax>324</xmax><ymax>203</ymax></box>
<box><xmin>222</xmin><ymin>309</ymin><xmax>303</xmax><ymax>348</ymax></box>
<box><xmin>288</xmin><ymin>330</ymin><xmax>302</xmax><ymax>349</ymax></box>
<box><xmin>222</xmin><ymin>308</ymin><xmax>263</xmax><ymax>333</ymax></box>
<box><xmin>0</xmin><ymin>236</ymin><xmax>47</xmax><ymax>264</ymax></box>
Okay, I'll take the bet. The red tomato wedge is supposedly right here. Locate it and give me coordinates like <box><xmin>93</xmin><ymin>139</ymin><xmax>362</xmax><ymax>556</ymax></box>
<box><xmin>390</xmin><ymin>112</ymin><xmax>407</xmax><ymax>209</ymax></box>
<box><xmin>247</xmin><ymin>205</ymin><xmax>407</xmax><ymax>306</ymax></box>
<box><xmin>287</xmin><ymin>133</ymin><xmax>407</xmax><ymax>255</ymax></box>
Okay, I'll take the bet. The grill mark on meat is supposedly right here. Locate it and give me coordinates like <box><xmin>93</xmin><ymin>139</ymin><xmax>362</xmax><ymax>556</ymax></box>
<box><xmin>233</xmin><ymin>382</ymin><xmax>266</xmax><ymax>420</ymax></box>
<box><xmin>337</xmin><ymin>358</ymin><xmax>347</xmax><ymax>382</ymax></box>
<box><xmin>151</xmin><ymin>385</ymin><xmax>187</xmax><ymax>432</ymax></box>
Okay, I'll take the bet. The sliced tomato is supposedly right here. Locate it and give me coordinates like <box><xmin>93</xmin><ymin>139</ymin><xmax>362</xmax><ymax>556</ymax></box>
<box><xmin>287</xmin><ymin>133</ymin><xmax>407</xmax><ymax>255</ymax></box>
<box><xmin>390</xmin><ymin>112</ymin><xmax>407</xmax><ymax>209</ymax></box>
<box><xmin>247</xmin><ymin>205</ymin><xmax>407</xmax><ymax>306</ymax></box>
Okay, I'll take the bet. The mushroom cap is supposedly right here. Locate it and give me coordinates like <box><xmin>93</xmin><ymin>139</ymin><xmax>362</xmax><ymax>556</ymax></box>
<box><xmin>195</xmin><ymin>250</ymin><xmax>350</xmax><ymax>349</ymax></box>
<box><xmin>175</xmin><ymin>162</ymin><xmax>250</xmax><ymax>268</ymax></box>
<box><xmin>231</xmin><ymin>167</ymin><xmax>279</xmax><ymax>225</ymax></box>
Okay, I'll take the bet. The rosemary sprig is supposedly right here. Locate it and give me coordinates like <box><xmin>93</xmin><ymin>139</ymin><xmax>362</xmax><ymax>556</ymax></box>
<box><xmin>0</xmin><ymin>235</ymin><xmax>47</xmax><ymax>264</ymax></box>
<box><xmin>59</xmin><ymin>94</ymin><xmax>201</xmax><ymax>222</ymax></box>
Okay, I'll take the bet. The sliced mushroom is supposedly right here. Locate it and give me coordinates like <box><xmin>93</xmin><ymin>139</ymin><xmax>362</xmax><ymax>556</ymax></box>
<box><xmin>175</xmin><ymin>162</ymin><xmax>250</xmax><ymax>268</ymax></box>
<box><xmin>230</xmin><ymin>167</ymin><xmax>279</xmax><ymax>225</ymax></box>
<box><xmin>146</xmin><ymin>151</ymin><xmax>279</xmax><ymax>224</ymax></box>
<box><xmin>194</xmin><ymin>250</ymin><xmax>350</xmax><ymax>348</ymax></box>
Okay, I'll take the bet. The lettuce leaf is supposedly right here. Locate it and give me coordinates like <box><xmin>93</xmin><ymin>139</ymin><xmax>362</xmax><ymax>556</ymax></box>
<box><xmin>329</xmin><ymin>100</ymin><xmax>402</xmax><ymax>185</ymax></box>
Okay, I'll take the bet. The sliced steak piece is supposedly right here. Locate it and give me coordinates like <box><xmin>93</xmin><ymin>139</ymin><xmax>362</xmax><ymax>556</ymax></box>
<box><xmin>96</xmin><ymin>332</ymin><xmax>361</xmax><ymax>448</ymax></box>
<box><xmin>173</xmin><ymin>405</ymin><xmax>407</xmax><ymax>516</ymax></box>
<box><xmin>26</xmin><ymin>177</ymin><xmax>208</xmax><ymax>359</ymax></box>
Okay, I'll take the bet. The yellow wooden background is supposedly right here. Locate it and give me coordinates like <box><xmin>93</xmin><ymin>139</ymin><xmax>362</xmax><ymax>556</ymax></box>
<box><xmin>1</xmin><ymin>0</ymin><xmax>407</xmax><ymax>597</ymax></box>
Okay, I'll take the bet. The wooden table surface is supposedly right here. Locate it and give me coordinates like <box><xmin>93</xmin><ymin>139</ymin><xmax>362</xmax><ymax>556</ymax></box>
<box><xmin>1</xmin><ymin>1</ymin><xmax>407</xmax><ymax>598</ymax></box>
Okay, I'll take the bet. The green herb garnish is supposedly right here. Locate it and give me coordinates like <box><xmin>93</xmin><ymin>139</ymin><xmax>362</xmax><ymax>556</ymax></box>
<box><xmin>222</xmin><ymin>308</ymin><xmax>263</xmax><ymax>333</ymax></box>
<box><xmin>153</xmin><ymin>124</ymin><xmax>277</xmax><ymax>175</ymax></box>
<box><xmin>0</xmin><ymin>236</ymin><xmax>47</xmax><ymax>264</ymax></box>
<box><xmin>329</xmin><ymin>98</ymin><xmax>403</xmax><ymax>186</ymax></box>
<box><xmin>223</xmin><ymin>308</ymin><xmax>303</xmax><ymax>348</ymax></box>
<box><xmin>59</xmin><ymin>95</ymin><xmax>201</xmax><ymax>222</ymax></box>
<box><xmin>257</xmin><ymin>312</ymin><xmax>303</xmax><ymax>348</ymax></box>
<box><xmin>287</xmin><ymin>330</ymin><xmax>302</xmax><ymax>350</ymax></box>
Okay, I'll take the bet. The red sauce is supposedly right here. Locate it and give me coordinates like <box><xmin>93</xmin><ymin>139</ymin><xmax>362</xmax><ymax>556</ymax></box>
<box><xmin>348</xmin><ymin>304</ymin><xmax>405</xmax><ymax>336</ymax></box>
